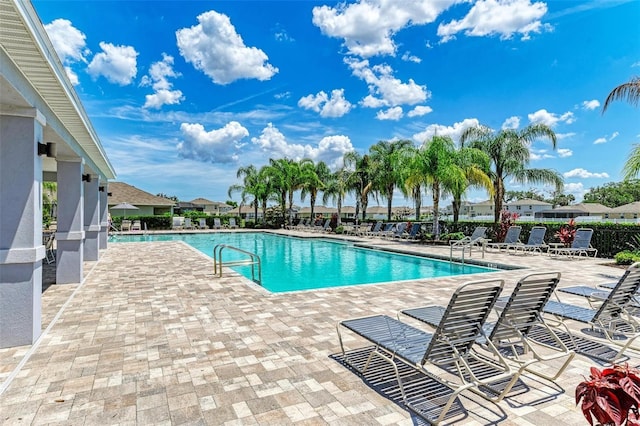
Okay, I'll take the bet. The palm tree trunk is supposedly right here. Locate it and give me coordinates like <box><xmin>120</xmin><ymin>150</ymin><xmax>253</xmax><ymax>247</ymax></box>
<box><xmin>337</xmin><ymin>197</ymin><xmax>343</xmax><ymax>226</ymax></box>
<box><xmin>413</xmin><ymin>187</ymin><xmax>421</xmax><ymax>220</ymax></box>
<box><xmin>493</xmin><ymin>179</ymin><xmax>504</xmax><ymax>223</ymax></box>
<box><xmin>387</xmin><ymin>187</ymin><xmax>393</xmax><ymax>221</ymax></box>
<box><xmin>452</xmin><ymin>197</ymin><xmax>460</xmax><ymax>223</ymax></box>
<box><xmin>433</xmin><ymin>182</ymin><xmax>440</xmax><ymax>239</ymax></box>
<box><xmin>310</xmin><ymin>191</ymin><xmax>316</xmax><ymax>222</ymax></box>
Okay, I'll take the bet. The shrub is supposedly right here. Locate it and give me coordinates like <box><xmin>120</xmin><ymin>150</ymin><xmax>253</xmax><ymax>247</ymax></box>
<box><xmin>615</xmin><ymin>250</ymin><xmax>640</xmax><ymax>265</ymax></box>
<box><xmin>555</xmin><ymin>218</ymin><xmax>577</xmax><ymax>247</ymax></box>
<box><xmin>576</xmin><ymin>364</ymin><xmax>640</xmax><ymax>426</ymax></box>
<box><xmin>496</xmin><ymin>211</ymin><xmax>519</xmax><ymax>242</ymax></box>
<box><xmin>441</xmin><ymin>232</ymin><xmax>465</xmax><ymax>241</ymax></box>
<box><xmin>334</xmin><ymin>225</ymin><xmax>344</xmax><ymax>234</ymax></box>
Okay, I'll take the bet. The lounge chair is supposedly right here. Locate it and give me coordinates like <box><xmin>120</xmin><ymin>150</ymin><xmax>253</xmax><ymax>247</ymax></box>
<box><xmin>183</xmin><ymin>218</ymin><xmax>194</xmax><ymax>230</ymax></box>
<box><xmin>449</xmin><ymin>226</ymin><xmax>487</xmax><ymax>258</ymax></box>
<box><xmin>229</xmin><ymin>218</ymin><xmax>238</xmax><ymax>229</ymax></box>
<box><xmin>43</xmin><ymin>232</ymin><xmax>55</xmax><ymax>264</ymax></box>
<box><xmin>376</xmin><ymin>223</ymin><xmax>395</xmax><ymax>238</ymax></box>
<box><xmin>548</xmin><ymin>228</ymin><xmax>597</xmax><ymax>258</ymax></box>
<box><xmin>172</xmin><ymin>217</ymin><xmax>184</xmax><ymax>230</ymax></box>
<box><xmin>365</xmin><ymin>221</ymin><xmax>382</xmax><ymax>236</ymax></box>
<box><xmin>131</xmin><ymin>220</ymin><xmax>141</xmax><ymax>231</ymax></box>
<box><xmin>386</xmin><ymin>222</ymin><xmax>406</xmax><ymax>239</ymax></box>
<box><xmin>121</xmin><ymin>219</ymin><xmax>132</xmax><ymax>232</ymax></box>
<box><xmin>508</xmin><ymin>226</ymin><xmax>547</xmax><ymax>255</ymax></box>
<box><xmin>213</xmin><ymin>218</ymin><xmax>222</xmax><ymax>229</ymax></box>
<box><xmin>197</xmin><ymin>218</ymin><xmax>209</xmax><ymax>229</ymax></box>
<box><xmin>542</xmin><ymin>262</ymin><xmax>640</xmax><ymax>362</ymax></box>
<box><xmin>485</xmin><ymin>226</ymin><xmax>522</xmax><ymax>252</ymax></box>
<box><xmin>401</xmin><ymin>222</ymin><xmax>422</xmax><ymax>240</ymax></box>
<box><xmin>338</xmin><ymin>279</ymin><xmax>517</xmax><ymax>424</ymax></box>
<box><xmin>402</xmin><ymin>271</ymin><xmax>574</xmax><ymax>383</ymax></box>
<box><xmin>312</xmin><ymin>218</ymin><xmax>330</xmax><ymax>233</ymax></box>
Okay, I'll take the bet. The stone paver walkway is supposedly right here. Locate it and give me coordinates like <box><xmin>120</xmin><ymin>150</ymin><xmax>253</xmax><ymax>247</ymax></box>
<box><xmin>0</xmin><ymin>230</ymin><xmax>634</xmax><ymax>425</ymax></box>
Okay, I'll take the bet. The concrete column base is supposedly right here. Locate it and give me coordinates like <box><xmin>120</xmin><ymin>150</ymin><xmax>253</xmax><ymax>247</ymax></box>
<box><xmin>56</xmin><ymin>239</ymin><xmax>84</xmax><ymax>284</ymax></box>
<box><xmin>0</xmin><ymin>263</ymin><xmax>42</xmax><ymax>348</ymax></box>
<box><xmin>84</xmin><ymin>230</ymin><xmax>99</xmax><ymax>261</ymax></box>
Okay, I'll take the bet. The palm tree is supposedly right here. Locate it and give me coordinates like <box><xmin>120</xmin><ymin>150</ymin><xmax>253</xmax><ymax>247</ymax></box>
<box><xmin>228</xmin><ymin>165</ymin><xmax>260</xmax><ymax>222</ymax></box>
<box><xmin>262</xmin><ymin>158</ymin><xmax>296</xmax><ymax>224</ymax></box>
<box><xmin>411</xmin><ymin>135</ymin><xmax>465</xmax><ymax>239</ymax></box>
<box><xmin>300</xmin><ymin>160</ymin><xmax>330</xmax><ymax>221</ymax></box>
<box><xmin>322</xmin><ymin>168</ymin><xmax>350</xmax><ymax>226</ymax></box>
<box><xmin>602</xmin><ymin>77</ymin><xmax>640</xmax><ymax>180</ymax></box>
<box><xmin>369</xmin><ymin>139</ymin><xmax>413</xmax><ymax>220</ymax></box>
<box><xmin>461</xmin><ymin>123</ymin><xmax>563</xmax><ymax>222</ymax></box>
<box><xmin>343</xmin><ymin>151</ymin><xmax>373</xmax><ymax>222</ymax></box>
<box><xmin>449</xmin><ymin>146</ymin><xmax>494</xmax><ymax>223</ymax></box>
<box><xmin>602</xmin><ymin>76</ymin><xmax>640</xmax><ymax>113</ymax></box>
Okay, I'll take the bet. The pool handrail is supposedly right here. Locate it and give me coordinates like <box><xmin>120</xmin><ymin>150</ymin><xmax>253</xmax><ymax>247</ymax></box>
<box><xmin>213</xmin><ymin>244</ymin><xmax>262</xmax><ymax>285</ymax></box>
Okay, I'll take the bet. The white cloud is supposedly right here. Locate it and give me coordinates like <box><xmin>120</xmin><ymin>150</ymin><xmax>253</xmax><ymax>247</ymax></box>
<box><xmin>312</xmin><ymin>0</ymin><xmax>456</xmax><ymax>57</ymax></box>
<box><xmin>582</xmin><ymin>99</ymin><xmax>600</xmax><ymax>110</ymax></box>
<box><xmin>527</xmin><ymin>108</ymin><xmax>575</xmax><ymax>127</ymax></box>
<box><xmin>407</xmin><ymin>105</ymin><xmax>433</xmax><ymax>117</ymax></box>
<box><xmin>274</xmin><ymin>92</ymin><xmax>291</xmax><ymax>99</ymax></box>
<box><xmin>44</xmin><ymin>19</ymin><xmax>89</xmax><ymax>85</ymax></box>
<box><xmin>44</xmin><ymin>19</ymin><xmax>89</xmax><ymax>64</ymax></box>
<box><xmin>176</xmin><ymin>10</ymin><xmax>278</xmax><ymax>85</ymax></box>
<box><xmin>438</xmin><ymin>0</ymin><xmax>551</xmax><ymax>43</ymax></box>
<box><xmin>401</xmin><ymin>52</ymin><xmax>421</xmax><ymax>63</ymax></box>
<box><xmin>251</xmin><ymin>123</ymin><xmax>353</xmax><ymax>169</ymax></box>
<box><xmin>412</xmin><ymin>118</ymin><xmax>480</xmax><ymax>144</ymax></box>
<box><xmin>141</xmin><ymin>54</ymin><xmax>184</xmax><ymax>109</ymax></box>
<box><xmin>563</xmin><ymin>168</ymin><xmax>610</xmax><ymax>179</ymax></box>
<box><xmin>177</xmin><ymin>121</ymin><xmax>249</xmax><ymax>164</ymax></box>
<box><xmin>298</xmin><ymin>89</ymin><xmax>353</xmax><ymax>118</ymax></box>
<box><xmin>557</xmin><ymin>148</ymin><xmax>573</xmax><ymax>158</ymax></box>
<box><xmin>556</xmin><ymin>132</ymin><xmax>576</xmax><ymax>140</ymax></box>
<box><xmin>376</xmin><ymin>106</ymin><xmax>403</xmax><ymax>120</ymax></box>
<box><xmin>502</xmin><ymin>116</ymin><xmax>520</xmax><ymax>129</ymax></box>
<box><xmin>87</xmin><ymin>42</ymin><xmax>138</xmax><ymax>85</ymax></box>
<box><xmin>346</xmin><ymin>58</ymin><xmax>429</xmax><ymax>107</ymax></box>
<box><xmin>564</xmin><ymin>182</ymin><xmax>586</xmax><ymax>201</ymax></box>
<box><xmin>593</xmin><ymin>132</ymin><xmax>619</xmax><ymax>144</ymax></box>
<box><xmin>529</xmin><ymin>148</ymin><xmax>553</xmax><ymax>160</ymax></box>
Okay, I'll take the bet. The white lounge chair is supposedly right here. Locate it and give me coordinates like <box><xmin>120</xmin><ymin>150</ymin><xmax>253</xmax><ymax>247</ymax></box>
<box><xmin>184</xmin><ymin>218</ymin><xmax>194</xmax><ymax>229</ymax></box>
<box><xmin>198</xmin><ymin>218</ymin><xmax>209</xmax><ymax>229</ymax></box>
<box><xmin>172</xmin><ymin>217</ymin><xmax>184</xmax><ymax>230</ymax></box>
<box><xmin>229</xmin><ymin>218</ymin><xmax>238</xmax><ymax>229</ymax></box>
<box><xmin>213</xmin><ymin>218</ymin><xmax>222</xmax><ymax>229</ymax></box>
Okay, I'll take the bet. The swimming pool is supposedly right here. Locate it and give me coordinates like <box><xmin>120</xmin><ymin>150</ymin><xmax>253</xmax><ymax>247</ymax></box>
<box><xmin>113</xmin><ymin>232</ymin><xmax>497</xmax><ymax>292</ymax></box>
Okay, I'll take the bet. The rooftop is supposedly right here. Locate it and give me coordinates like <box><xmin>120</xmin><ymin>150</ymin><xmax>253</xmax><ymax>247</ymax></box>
<box><xmin>0</xmin><ymin>230</ymin><xmax>627</xmax><ymax>424</ymax></box>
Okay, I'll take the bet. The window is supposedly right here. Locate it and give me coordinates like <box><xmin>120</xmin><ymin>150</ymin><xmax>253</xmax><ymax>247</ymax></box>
<box><xmin>516</xmin><ymin>206</ymin><xmax>522</xmax><ymax>210</ymax></box>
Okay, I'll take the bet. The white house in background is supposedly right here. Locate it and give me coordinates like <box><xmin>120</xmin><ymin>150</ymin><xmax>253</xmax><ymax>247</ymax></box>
<box><xmin>608</xmin><ymin>201</ymin><xmax>640</xmax><ymax>220</ymax></box>
<box><xmin>535</xmin><ymin>203</ymin><xmax>613</xmax><ymax>220</ymax></box>
<box><xmin>504</xmin><ymin>198</ymin><xmax>552</xmax><ymax>217</ymax></box>
<box><xmin>189</xmin><ymin>198</ymin><xmax>234</xmax><ymax>215</ymax></box>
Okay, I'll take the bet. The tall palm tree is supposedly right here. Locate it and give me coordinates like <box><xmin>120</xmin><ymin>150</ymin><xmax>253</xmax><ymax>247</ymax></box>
<box><xmin>343</xmin><ymin>151</ymin><xmax>374</xmax><ymax>222</ymax></box>
<box><xmin>228</xmin><ymin>165</ymin><xmax>260</xmax><ymax>221</ymax></box>
<box><xmin>300</xmin><ymin>160</ymin><xmax>330</xmax><ymax>221</ymax></box>
<box><xmin>369</xmin><ymin>139</ymin><xmax>413</xmax><ymax>220</ymax></box>
<box><xmin>263</xmin><ymin>158</ymin><xmax>297</xmax><ymax>224</ymax></box>
<box><xmin>412</xmin><ymin>135</ymin><xmax>465</xmax><ymax>239</ymax></box>
<box><xmin>449</xmin><ymin>146</ymin><xmax>494</xmax><ymax>223</ymax></box>
<box><xmin>602</xmin><ymin>76</ymin><xmax>640</xmax><ymax>113</ymax></box>
<box><xmin>602</xmin><ymin>77</ymin><xmax>640</xmax><ymax>180</ymax></box>
<box><xmin>322</xmin><ymin>168</ymin><xmax>350</xmax><ymax>226</ymax></box>
<box><xmin>461</xmin><ymin>123</ymin><xmax>563</xmax><ymax>222</ymax></box>
<box><xmin>398</xmin><ymin>145</ymin><xmax>426</xmax><ymax>221</ymax></box>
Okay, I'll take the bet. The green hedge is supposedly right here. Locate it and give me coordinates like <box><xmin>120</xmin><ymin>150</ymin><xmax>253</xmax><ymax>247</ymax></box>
<box><xmin>445</xmin><ymin>220</ymin><xmax>640</xmax><ymax>259</ymax></box>
<box><xmin>112</xmin><ymin>215</ymin><xmax>241</xmax><ymax>230</ymax></box>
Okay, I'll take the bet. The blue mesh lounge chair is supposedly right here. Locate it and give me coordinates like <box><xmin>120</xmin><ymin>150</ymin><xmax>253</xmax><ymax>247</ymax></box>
<box><xmin>548</xmin><ymin>228</ymin><xmax>597</xmax><ymax>258</ymax></box>
<box><xmin>213</xmin><ymin>218</ymin><xmax>222</xmax><ymax>229</ymax></box>
<box><xmin>401</xmin><ymin>222</ymin><xmax>422</xmax><ymax>240</ymax></box>
<box><xmin>386</xmin><ymin>222</ymin><xmax>406</xmax><ymax>239</ymax></box>
<box><xmin>229</xmin><ymin>218</ymin><xmax>238</xmax><ymax>229</ymax></box>
<box><xmin>337</xmin><ymin>279</ymin><xmax>515</xmax><ymax>424</ymax></box>
<box><xmin>508</xmin><ymin>226</ymin><xmax>548</xmax><ymax>255</ymax></box>
<box><xmin>449</xmin><ymin>226</ymin><xmax>487</xmax><ymax>258</ymax></box>
<box><xmin>402</xmin><ymin>272</ymin><xmax>574</xmax><ymax>384</ymax></box>
<box><xmin>542</xmin><ymin>262</ymin><xmax>640</xmax><ymax>362</ymax></box>
<box><xmin>485</xmin><ymin>226</ymin><xmax>522</xmax><ymax>252</ymax></box>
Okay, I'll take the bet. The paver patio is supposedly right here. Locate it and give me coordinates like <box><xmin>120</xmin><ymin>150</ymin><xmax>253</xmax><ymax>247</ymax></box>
<box><xmin>0</xmin><ymin>229</ymin><xmax>634</xmax><ymax>425</ymax></box>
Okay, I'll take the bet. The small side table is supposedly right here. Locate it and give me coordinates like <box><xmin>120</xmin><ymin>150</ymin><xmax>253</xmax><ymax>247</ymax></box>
<box><xmin>548</xmin><ymin>242</ymin><xmax>564</xmax><ymax>256</ymax></box>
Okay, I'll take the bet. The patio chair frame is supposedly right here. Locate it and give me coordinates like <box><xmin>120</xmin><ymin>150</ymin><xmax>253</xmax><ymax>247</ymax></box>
<box><xmin>337</xmin><ymin>279</ymin><xmax>512</xmax><ymax>424</ymax></box>
<box><xmin>402</xmin><ymin>271</ymin><xmax>574</xmax><ymax>384</ymax></box>
<box><xmin>542</xmin><ymin>262</ymin><xmax>640</xmax><ymax>362</ymax></box>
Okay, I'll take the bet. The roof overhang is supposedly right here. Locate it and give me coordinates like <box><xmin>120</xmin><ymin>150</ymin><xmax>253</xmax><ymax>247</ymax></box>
<box><xmin>0</xmin><ymin>0</ymin><xmax>115</xmax><ymax>180</ymax></box>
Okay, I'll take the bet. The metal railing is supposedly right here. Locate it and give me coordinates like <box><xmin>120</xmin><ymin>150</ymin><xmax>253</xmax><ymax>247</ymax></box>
<box><xmin>213</xmin><ymin>244</ymin><xmax>262</xmax><ymax>285</ymax></box>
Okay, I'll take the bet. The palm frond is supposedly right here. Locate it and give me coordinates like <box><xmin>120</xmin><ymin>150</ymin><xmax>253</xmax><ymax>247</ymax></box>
<box><xmin>623</xmin><ymin>144</ymin><xmax>640</xmax><ymax>181</ymax></box>
<box><xmin>603</xmin><ymin>76</ymin><xmax>640</xmax><ymax>113</ymax></box>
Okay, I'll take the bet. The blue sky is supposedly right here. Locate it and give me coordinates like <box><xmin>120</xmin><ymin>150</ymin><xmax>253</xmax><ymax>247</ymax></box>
<box><xmin>33</xmin><ymin>0</ymin><xmax>640</xmax><ymax>207</ymax></box>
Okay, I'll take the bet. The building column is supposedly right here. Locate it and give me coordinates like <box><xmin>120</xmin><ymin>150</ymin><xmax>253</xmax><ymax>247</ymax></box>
<box><xmin>56</xmin><ymin>159</ymin><xmax>84</xmax><ymax>284</ymax></box>
<box><xmin>0</xmin><ymin>111</ymin><xmax>45</xmax><ymax>348</ymax></box>
<box><xmin>99</xmin><ymin>183</ymin><xmax>108</xmax><ymax>250</ymax></box>
<box><xmin>83</xmin><ymin>176</ymin><xmax>99</xmax><ymax>261</ymax></box>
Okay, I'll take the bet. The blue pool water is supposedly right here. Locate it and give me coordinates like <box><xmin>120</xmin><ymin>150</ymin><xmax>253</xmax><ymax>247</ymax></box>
<box><xmin>113</xmin><ymin>233</ymin><xmax>497</xmax><ymax>292</ymax></box>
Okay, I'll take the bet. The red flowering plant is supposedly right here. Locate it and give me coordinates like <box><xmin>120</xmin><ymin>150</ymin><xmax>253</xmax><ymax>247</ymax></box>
<box><xmin>496</xmin><ymin>211</ymin><xmax>519</xmax><ymax>242</ymax></box>
<box><xmin>576</xmin><ymin>364</ymin><xmax>640</xmax><ymax>426</ymax></box>
<box><xmin>556</xmin><ymin>218</ymin><xmax>577</xmax><ymax>247</ymax></box>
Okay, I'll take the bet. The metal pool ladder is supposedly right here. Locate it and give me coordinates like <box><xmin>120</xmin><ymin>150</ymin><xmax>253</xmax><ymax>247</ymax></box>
<box><xmin>213</xmin><ymin>244</ymin><xmax>262</xmax><ymax>285</ymax></box>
